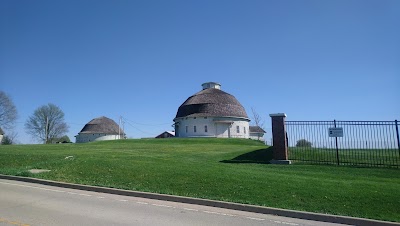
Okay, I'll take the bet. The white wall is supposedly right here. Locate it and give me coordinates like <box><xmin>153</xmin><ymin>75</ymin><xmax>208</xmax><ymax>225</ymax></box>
<box><xmin>0</xmin><ymin>135</ymin><xmax>3</xmax><ymax>144</ymax></box>
<box><xmin>75</xmin><ymin>133</ymin><xmax>123</xmax><ymax>143</ymax></box>
<box><xmin>249</xmin><ymin>133</ymin><xmax>265</xmax><ymax>141</ymax></box>
<box><xmin>174</xmin><ymin>116</ymin><xmax>249</xmax><ymax>138</ymax></box>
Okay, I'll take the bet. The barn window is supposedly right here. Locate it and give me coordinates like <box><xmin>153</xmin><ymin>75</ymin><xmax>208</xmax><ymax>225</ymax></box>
<box><xmin>194</xmin><ymin>117</ymin><xmax>196</xmax><ymax>119</ymax></box>
<box><xmin>186</xmin><ymin>126</ymin><xmax>188</xmax><ymax>133</ymax></box>
<box><xmin>204</xmin><ymin>125</ymin><xmax>208</xmax><ymax>133</ymax></box>
<box><xmin>204</xmin><ymin>117</ymin><xmax>207</xmax><ymax>119</ymax></box>
<box><xmin>194</xmin><ymin>126</ymin><xmax>197</xmax><ymax>133</ymax></box>
<box><xmin>236</xmin><ymin>126</ymin><xmax>240</xmax><ymax>133</ymax></box>
<box><xmin>244</xmin><ymin>127</ymin><xmax>246</xmax><ymax>134</ymax></box>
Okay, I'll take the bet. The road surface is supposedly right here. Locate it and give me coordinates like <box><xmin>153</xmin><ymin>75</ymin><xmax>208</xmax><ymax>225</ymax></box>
<box><xmin>0</xmin><ymin>179</ymin><xmax>345</xmax><ymax>226</ymax></box>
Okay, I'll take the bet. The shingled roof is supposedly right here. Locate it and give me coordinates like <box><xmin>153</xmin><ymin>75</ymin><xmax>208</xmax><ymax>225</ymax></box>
<box><xmin>249</xmin><ymin>126</ymin><xmax>266</xmax><ymax>133</ymax></box>
<box><xmin>175</xmin><ymin>88</ymin><xmax>249</xmax><ymax>119</ymax></box>
<box><xmin>79</xmin><ymin>116</ymin><xmax>124</xmax><ymax>135</ymax></box>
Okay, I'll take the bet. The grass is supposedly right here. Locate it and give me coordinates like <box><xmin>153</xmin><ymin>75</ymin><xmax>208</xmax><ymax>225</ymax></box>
<box><xmin>289</xmin><ymin>147</ymin><xmax>400</xmax><ymax>167</ymax></box>
<box><xmin>0</xmin><ymin>138</ymin><xmax>399</xmax><ymax>222</ymax></box>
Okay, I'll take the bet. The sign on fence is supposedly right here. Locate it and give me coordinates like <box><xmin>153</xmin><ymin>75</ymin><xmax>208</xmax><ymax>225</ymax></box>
<box><xmin>329</xmin><ymin>127</ymin><xmax>343</xmax><ymax>137</ymax></box>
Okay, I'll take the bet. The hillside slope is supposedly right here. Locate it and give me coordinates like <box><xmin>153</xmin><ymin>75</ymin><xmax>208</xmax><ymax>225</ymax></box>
<box><xmin>0</xmin><ymin>138</ymin><xmax>399</xmax><ymax>222</ymax></box>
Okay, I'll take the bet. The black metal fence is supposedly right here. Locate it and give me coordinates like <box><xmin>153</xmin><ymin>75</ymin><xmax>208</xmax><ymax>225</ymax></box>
<box><xmin>285</xmin><ymin>120</ymin><xmax>400</xmax><ymax>168</ymax></box>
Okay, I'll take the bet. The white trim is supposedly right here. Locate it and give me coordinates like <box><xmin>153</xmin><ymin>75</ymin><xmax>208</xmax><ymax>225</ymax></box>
<box><xmin>214</xmin><ymin>121</ymin><xmax>234</xmax><ymax>124</ymax></box>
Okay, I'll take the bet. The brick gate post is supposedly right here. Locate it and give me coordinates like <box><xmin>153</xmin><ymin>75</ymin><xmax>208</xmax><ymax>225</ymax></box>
<box><xmin>269</xmin><ymin>113</ymin><xmax>291</xmax><ymax>164</ymax></box>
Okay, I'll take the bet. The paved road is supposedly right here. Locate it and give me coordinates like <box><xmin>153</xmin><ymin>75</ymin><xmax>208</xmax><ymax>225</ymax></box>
<box><xmin>0</xmin><ymin>179</ymin><xmax>345</xmax><ymax>226</ymax></box>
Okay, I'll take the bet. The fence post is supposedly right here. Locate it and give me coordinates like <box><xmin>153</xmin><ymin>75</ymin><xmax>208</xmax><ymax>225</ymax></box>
<box><xmin>396</xmin><ymin>120</ymin><xmax>400</xmax><ymax>157</ymax></box>
<box><xmin>334</xmin><ymin>120</ymin><xmax>340</xmax><ymax>165</ymax></box>
<box><xmin>269</xmin><ymin>113</ymin><xmax>291</xmax><ymax>164</ymax></box>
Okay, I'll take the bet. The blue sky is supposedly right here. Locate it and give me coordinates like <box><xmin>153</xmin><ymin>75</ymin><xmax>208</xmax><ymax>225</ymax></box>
<box><xmin>1</xmin><ymin>0</ymin><xmax>399</xmax><ymax>144</ymax></box>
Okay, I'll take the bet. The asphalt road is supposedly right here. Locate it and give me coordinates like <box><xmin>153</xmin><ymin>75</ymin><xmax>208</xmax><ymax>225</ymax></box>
<box><xmin>0</xmin><ymin>179</ymin><xmax>345</xmax><ymax>226</ymax></box>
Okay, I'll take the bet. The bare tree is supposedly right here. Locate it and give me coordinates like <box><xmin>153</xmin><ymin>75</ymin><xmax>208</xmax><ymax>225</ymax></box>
<box><xmin>25</xmin><ymin>103</ymin><xmax>69</xmax><ymax>144</ymax></box>
<box><xmin>0</xmin><ymin>91</ymin><xmax>18</xmax><ymax>130</ymax></box>
<box><xmin>251</xmin><ymin>107</ymin><xmax>266</xmax><ymax>141</ymax></box>
<box><xmin>251</xmin><ymin>107</ymin><xmax>265</xmax><ymax>129</ymax></box>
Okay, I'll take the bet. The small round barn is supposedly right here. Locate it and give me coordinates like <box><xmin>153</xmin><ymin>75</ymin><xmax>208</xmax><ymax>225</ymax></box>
<box><xmin>173</xmin><ymin>82</ymin><xmax>250</xmax><ymax>138</ymax></box>
<box><xmin>75</xmin><ymin>116</ymin><xmax>125</xmax><ymax>143</ymax></box>
<box><xmin>0</xmin><ymin>127</ymin><xmax>4</xmax><ymax>144</ymax></box>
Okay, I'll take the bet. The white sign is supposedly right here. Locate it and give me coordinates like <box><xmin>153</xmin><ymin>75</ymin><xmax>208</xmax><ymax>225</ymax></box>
<box><xmin>329</xmin><ymin>128</ymin><xmax>343</xmax><ymax>137</ymax></box>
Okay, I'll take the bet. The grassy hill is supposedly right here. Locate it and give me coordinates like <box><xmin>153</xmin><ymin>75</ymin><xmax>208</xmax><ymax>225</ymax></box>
<box><xmin>0</xmin><ymin>138</ymin><xmax>399</xmax><ymax>222</ymax></box>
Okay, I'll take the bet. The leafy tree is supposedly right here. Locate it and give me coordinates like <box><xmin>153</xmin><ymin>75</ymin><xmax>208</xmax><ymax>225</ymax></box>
<box><xmin>0</xmin><ymin>91</ymin><xmax>17</xmax><ymax>130</ymax></box>
<box><xmin>296</xmin><ymin>139</ymin><xmax>312</xmax><ymax>147</ymax></box>
<box><xmin>25</xmin><ymin>103</ymin><xmax>69</xmax><ymax>144</ymax></box>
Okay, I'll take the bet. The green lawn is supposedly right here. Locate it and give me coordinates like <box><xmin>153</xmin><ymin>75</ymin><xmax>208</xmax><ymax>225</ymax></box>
<box><xmin>288</xmin><ymin>147</ymin><xmax>400</xmax><ymax>167</ymax></box>
<box><xmin>0</xmin><ymin>138</ymin><xmax>399</xmax><ymax>222</ymax></box>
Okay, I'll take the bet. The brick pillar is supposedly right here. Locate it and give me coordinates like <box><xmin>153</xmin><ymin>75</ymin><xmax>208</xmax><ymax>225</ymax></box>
<box><xmin>269</xmin><ymin>113</ymin><xmax>291</xmax><ymax>164</ymax></box>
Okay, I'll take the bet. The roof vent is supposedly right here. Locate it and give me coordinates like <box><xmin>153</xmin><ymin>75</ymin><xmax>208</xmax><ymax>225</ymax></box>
<box><xmin>202</xmin><ymin>82</ymin><xmax>221</xmax><ymax>90</ymax></box>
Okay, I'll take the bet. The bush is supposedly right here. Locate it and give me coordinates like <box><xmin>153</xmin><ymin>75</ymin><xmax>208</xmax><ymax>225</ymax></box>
<box><xmin>1</xmin><ymin>136</ymin><xmax>13</xmax><ymax>145</ymax></box>
<box><xmin>56</xmin><ymin>135</ymin><xmax>71</xmax><ymax>143</ymax></box>
<box><xmin>296</xmin><ymin>139</ymin><xmax>312</xmax><ymax>147</ymax></box>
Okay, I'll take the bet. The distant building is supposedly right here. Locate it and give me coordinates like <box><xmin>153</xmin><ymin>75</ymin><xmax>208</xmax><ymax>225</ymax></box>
<box><xmin>155</xmin><ymin>131</ymin><xmax>175</xmax><ymax>138</ymax></box>
<box><xmin>249</xmin><ymin>126</ymin><xmax>266</xmax><ymax>141</ymax></box>
<box><xmin>173</xmin><ymin>82</ymin><xmax>250</xmax><ymax>138</ymax></box>
<box><xmin>75</xmin><ymin>116</ymin><xmax>125</xmax><ymax>143</ymax></box>
<box><xmin>0</xmin><ymin>127</ymin><xmax>4</xmax><ymax>144</ymax></box>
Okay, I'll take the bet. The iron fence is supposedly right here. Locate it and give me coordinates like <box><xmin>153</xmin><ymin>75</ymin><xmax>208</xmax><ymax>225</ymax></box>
<box><xmin>285</xmin><ymin>120</ymin><xmax>400</xmax><ymax>168</ymax></box>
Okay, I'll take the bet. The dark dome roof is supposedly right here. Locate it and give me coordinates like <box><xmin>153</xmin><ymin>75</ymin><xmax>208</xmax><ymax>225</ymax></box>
<box><xmin>79</xmin><ymin>116</ymin><xmax>124</xmax><ymax>135</ymax></box>
<box><xmin>175</xmin><ymin>88</ymin><xmax>249</xmax><ymax>119</ymax></box>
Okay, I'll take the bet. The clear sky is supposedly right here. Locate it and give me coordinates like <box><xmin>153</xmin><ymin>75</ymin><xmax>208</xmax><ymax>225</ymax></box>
<box><xmin>1</xmin><ymin>0</ymin><xmax>399</xmax><ymax>144</ymax></box>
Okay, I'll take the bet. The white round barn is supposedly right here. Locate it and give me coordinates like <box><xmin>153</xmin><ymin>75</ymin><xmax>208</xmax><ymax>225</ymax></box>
<box><xmin>75</xmin><ymin>116</ymin><xmax>124</xmax><ymax>143</ymax></box>
<box><xmin>173</xmin><ymin>82</ymin><xmax>250</xmax><ymax>138</ymax></box>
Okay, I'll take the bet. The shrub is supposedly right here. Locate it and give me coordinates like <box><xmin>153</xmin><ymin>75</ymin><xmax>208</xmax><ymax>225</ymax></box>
<box><xmin>296</xmin><ymin>139</ymin><xmax>312</xmax><ymax>147</ymax></box>
<box><xmin>1</xmin><ymin>135</ymin><xmax>13</xmax><ymax>145</ymax></box>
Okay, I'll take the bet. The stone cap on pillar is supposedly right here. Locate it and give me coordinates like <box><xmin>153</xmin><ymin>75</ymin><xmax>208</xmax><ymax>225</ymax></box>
<box><xmin>269</xmin><ymin>113</ymin><xmax>287</xmax><ymax>117</ymax></box>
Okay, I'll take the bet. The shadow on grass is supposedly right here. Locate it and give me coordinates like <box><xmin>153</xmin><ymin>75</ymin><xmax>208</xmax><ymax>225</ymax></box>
<box><xmin>220</xmin><ymin>147</ymin><xmax>273</xmax><ymax>164</ymax></box>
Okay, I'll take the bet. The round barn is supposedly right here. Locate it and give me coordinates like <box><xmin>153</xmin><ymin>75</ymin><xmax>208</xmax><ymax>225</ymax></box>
<box><xmin>173</xmin><ymin>82</ymin><xmax>250</xmax><ymax>138</ymax></box>
<box><xmin>75</xmin><ymin>116</ymin><xmax>125</xmax><ymax>143</ymax></box>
